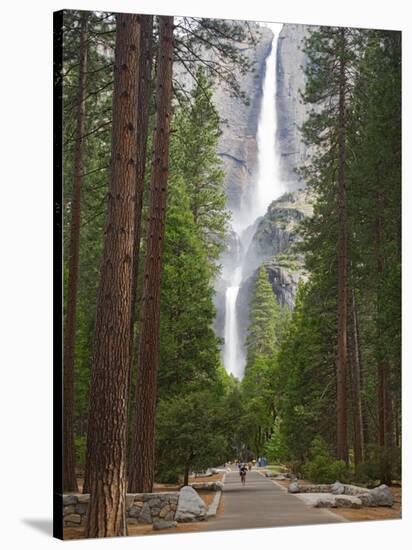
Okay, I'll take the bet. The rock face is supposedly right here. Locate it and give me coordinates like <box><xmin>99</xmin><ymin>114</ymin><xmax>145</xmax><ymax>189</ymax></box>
<box><xmin>174</xmin><ymin>486</ymin><xmax>208</xmax><ymax>522</ymax></box>
<box><xmin>277</xmin><ymin>24</ymin><xmax>313</xmax><ymax>185</ymax></box>
<box><xmin>213</xmin><ymin>24</ymin><xmax>273</xmax><ymax>211</ymax></box>
<box><xmin>213</xmin><ymin>22</ymin><xmax>312</xmax><ymax>210</ymax></box>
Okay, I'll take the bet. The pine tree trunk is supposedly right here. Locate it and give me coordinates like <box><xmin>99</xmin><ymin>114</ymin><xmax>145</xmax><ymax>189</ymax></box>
<box><xmin>130</xmin><ymin>15</ymin><xmax>154</xmax><ymax>338</ymax></box>
<box><xmin>63</xmin><ymin>11</ymin><xmax>88</xmax><ymax>493</ymax></box>
<box><xmin>127</xmin><ymin>16</ymin><xmax>154</xmax><ymax>473</ymax></box>
<box><xmin>84</xmin><ymin>14</ymin><xmax>140</xmax><ymax>538</ymax></box>
<box><xmin>128</xmin><ymin>16</ymin><xmax>175</xmax><ymax>494</ymax></box>
<box><xmin>350</xmin><ymin>289</ymin><xmax>364</xmax><ymax>465</ymax></box>
<box><xmin>336</xmin><ymin>28</ymin><xmax>349</xmax><ymax>464</ymax></box>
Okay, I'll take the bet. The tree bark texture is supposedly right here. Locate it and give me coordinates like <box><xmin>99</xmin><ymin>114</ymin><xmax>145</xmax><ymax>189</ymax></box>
<box><xmin>63</xmin><ymin>11</ymin><xmax>88</xmax><ymax>493</ymax></box>
<box><xmin>84</xmin><ymin>14</ymin><xmax>140</xmax><ymax>538</ymax></box>
<box><xmin>336</xmin><ymin>28</ymin><xmax>349</xmax><ymax>464</ymax></box>
<box><xmin>127</xmin><ymin>17</ymin><xmax>154</xmax><ymax>469</ymax></box>
<box><xmin>128</xmin><ymin>16</ymin><xmax>174</xmax><ymax>494</ymax></box>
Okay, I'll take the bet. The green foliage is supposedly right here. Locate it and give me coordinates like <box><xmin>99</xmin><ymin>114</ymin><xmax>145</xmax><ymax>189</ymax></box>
<box><xmin>276</xmin><ymin>283</ymin><xmax>336</xmax><ymax>462</ymax></box>
<box><xmin>158</xmin><ymin>175</ymin><xmax>221</xmax><ymax>396</ymax></box>
<box><xmin>155</xmin><ymin>389</ymin><xmax>229</xmax><ymax>483</ymax></box>
<box><xmin>355</xmin><ymin>445</ymin><xmax>401</xmax><ymax>485</ymax></box>
<box><xmin>303</xmin><ymin>437</ymin><xmax>350</xmax><ymax>484</ymax></box>
<box><xmin>264</xmin><ymin>418</ymin><xmax>288</xmax><ymax>462</ymax></box>
<box><xmin>246</xmin><ymin>266</ymin><xmax>288</xmax><ymax>363</ymax></box>
<box><xmin>170</xmin><ymin>67</ymin><xmax>229</xmax><ymax>268</ymax></box>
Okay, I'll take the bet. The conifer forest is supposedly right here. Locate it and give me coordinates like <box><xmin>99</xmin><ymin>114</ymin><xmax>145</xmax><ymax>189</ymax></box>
<box><xmin>56</xmin><ymin>10</ymin><xmax>401</xmax><ymax>539</ymax></box>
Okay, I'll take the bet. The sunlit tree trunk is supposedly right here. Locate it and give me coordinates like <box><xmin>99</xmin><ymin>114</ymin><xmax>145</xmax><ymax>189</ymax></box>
<box><xmin>128</xmin><ymin>16</ymin><xmax>174</xmax><ymax>493</ymax></box>
<box><xmin>84</xmin><ymin>14</ymin><xmax>140</xmax><ymax>538</ymax></box>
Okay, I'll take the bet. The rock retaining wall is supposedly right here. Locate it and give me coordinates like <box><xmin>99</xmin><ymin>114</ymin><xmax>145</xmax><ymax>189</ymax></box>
<box><xmin>63</xmin><ymin>492</ymin><xmax>179</xmax><ymax>528</ymax></box>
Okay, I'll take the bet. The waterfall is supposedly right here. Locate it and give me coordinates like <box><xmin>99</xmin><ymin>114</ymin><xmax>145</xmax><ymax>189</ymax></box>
<box><xmin>222</xmin><ymin>23</ymin><xmax>284</xmax><ymax>379</ymax></box>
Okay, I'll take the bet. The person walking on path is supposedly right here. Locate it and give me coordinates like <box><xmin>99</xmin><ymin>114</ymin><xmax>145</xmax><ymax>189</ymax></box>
<box><xmin>239</xmin><ymin>463</ymin><xmax>247</xmax><ymax>485</ymax></box>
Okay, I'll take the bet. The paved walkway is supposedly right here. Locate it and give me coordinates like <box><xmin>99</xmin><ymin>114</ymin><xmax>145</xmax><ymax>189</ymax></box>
<box><xmin>206</xmin><ymin>468</ymin><xmax>344</xmax><ymax>532</ymax></box>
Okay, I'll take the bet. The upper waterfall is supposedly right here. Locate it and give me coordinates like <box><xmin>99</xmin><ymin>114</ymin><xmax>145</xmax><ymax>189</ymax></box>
<box><xmin>232</xmin><ymin>23</ymin><xmax>285</xmax><ymax>236</ymax></box>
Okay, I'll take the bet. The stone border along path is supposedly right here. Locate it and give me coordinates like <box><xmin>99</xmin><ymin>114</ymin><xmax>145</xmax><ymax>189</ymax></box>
<box><xmin>205</xmin><ymin>467</ymin><xmax>346</xmax><ymax>532</ymax></box>
<box><xmin>206</xmin><ymin>473</ymin><xmax>226</xmax><ymax>518</ymax></box>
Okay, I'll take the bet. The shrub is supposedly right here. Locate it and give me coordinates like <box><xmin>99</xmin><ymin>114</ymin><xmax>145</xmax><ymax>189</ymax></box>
<box><xmin>355</xmin><ymin>445</ymin><xmax>401</xmax><ymax>486</ymax></box>
<box><xmin>303</xmin><ymin>436</ymin><xmax>350</xmax><ymax>484</ymax></box>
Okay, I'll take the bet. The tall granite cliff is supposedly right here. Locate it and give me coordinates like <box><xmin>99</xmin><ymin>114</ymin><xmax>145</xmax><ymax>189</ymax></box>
<box><xmin>211</xmin><ymin>22</ymin><xmax>314</xmax><ymax>346</ymax></box>
<box><xmin>213</xmin><ymin>24</ymin><xmax>273</xmax><ymax>211</ymax></box>
<box><xmin>236</xmin><ymin>188</ymin><xmax>313</xmax><ymax>346</ymax></box>
<box><xmin>276</xmin><ymin>24</ymin><xmax>313</xmax><ymax>186</ymax></box>
<box><xmin>213</xmin><ymin>22</ymin><xmax>312</xmax><ymax>212</ymax></box>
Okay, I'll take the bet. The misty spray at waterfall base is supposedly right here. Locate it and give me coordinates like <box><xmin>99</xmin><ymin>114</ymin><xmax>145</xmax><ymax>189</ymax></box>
<box><xmin>221</xmin><ymin>24</ymin><xmax>285</xmax><ymax>380</ymax></box>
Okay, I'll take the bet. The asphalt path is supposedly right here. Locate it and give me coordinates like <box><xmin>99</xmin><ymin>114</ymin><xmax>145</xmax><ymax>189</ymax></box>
<box><xmin>206</xmin><ymin>468</ymin><xmax>344</xmax><ymax>532</ymax></box>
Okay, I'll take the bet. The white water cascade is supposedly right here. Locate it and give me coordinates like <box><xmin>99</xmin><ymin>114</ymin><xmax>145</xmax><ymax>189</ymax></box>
<box><xmin>222</xmin><ymin>23</ymin><xmax>285</xmax><ymax>379</ymax></box>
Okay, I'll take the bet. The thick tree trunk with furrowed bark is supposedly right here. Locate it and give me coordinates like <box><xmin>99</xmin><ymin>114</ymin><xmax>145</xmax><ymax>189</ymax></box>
<box><xmin>63</xmin><ymin>11</ymin><xmax>88</xmax><ymax>493</ymax></box>
<box><xmin>336</xmin><ymin>28</ymin><xmax>349</xmax><ymax>464</ymax></box>
<box><xmin>84</xmin><ymin>14</ymin><xmax>140</xmax><ymax>538</ymax></box>
<box><xmin>128</xmin><ymin>16</ymin><xmax>175</xmax><ymax>494</ymax></box>
<box><xmin>127</xmin><ymin>17</ymin><xmax>154</xmax><ymax>468</ymax></box>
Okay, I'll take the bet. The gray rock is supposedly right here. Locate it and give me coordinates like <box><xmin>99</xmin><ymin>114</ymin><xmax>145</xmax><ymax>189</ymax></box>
<box><xmin>126</xmin><ymin>494</ymin><xmax>135</xmax><ymax>510</ymax></box>
<box><xmin>147</xmin><ymin>497</ymin><xmax>161</xmax><ymax>508</ymax></box>
<box><xmin>128</xmin><ymin>505</ymin><xmax>142</xmax><ymax>518</ymax></box>
<box><xmin>165</xmin><ymin>511</ymin><xmax>175</xmax><ymax>521</ymax></box>
<box><xmin>63</xmin><ymin>505</ymin><xmax>75</xmax><ymax>516</ymax></box>
<box><xmin>175</xmin><ymin>486</ymin><xmax>208</xmax><ymax>522</ymax></box>
<box><xmin>331</xmin><ymin>481</ymin><xmax>345</xmax><ymax>495</ymax></box>
<box><xmin>358</xmin><ymin>493</ymin><xmax>374</xmax><ymax>506</ymax></box>
<box><xmin>159</xmin><ymin>505</ymin><xmax>171</xmax><ymax>518</ymax></box>
<box><xmin>314</xmin><ymin>498</ymin><xmax>336</xmax><ymax>508</ymax></box>
<box><xmin>64</xmin><ymin>514</ymin><xmax>81</xmax><ymax>524</ymax></box>
<box><xmin>77</xmin><ymin>494</ymin><xmax>90</xmax><ymax>503</ymax></box>
<box><xmin>342</xmin><ymin>484</ymin><xmax>369</xmax><ymax>496</ymax></box>
<box><xmin>368</xmin><ymin>485</ymin><xmax>394</xmax><ymax>507</ymax></box>
<box><xmin>334</xmin><ymin>496</ymin><xmax>362</xmax><ymax>509</ymax></box>
<box><xmin>127</xmin><ymin>518</ymin><xmax>139</xmax><ymax>525</ymax></box>
<box><xmin>138</xmin><ymin>502</ymin><xmax>152</xmax><ymax>524</ymax></box>
<box><xmin>63</xmin><ymin>495</ymin><xmax>78</xmax><ymax>506</ymax></box>
<box><xmin>288</xmin><ymin>481</ymin><xmax>300</xmax><ymax>493</ymax></box>
<box><xmin>190</xmin><ymin>481</ymin><xmax>223</xmax><ymax>491</ymax></box>
<box><xmin>277</xmin><ymin>24</ymin><xmax>313</xmax><ymax>184</ymax></box>
<box><xmin>75</xmin><ymin>503</ymin><xmax>88</xmax><ymax>515</ymax></box>
<box><xmin>152</xmin><ymin>519</ymin><xmax>177</xmax><ymax>530</ymax></box>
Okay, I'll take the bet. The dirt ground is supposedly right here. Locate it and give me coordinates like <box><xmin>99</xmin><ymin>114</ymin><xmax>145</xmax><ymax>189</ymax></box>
<box><xmin>273</xmin><ymin>478</ymin><xmax>401</xmax><ymax>522</ymax></box>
